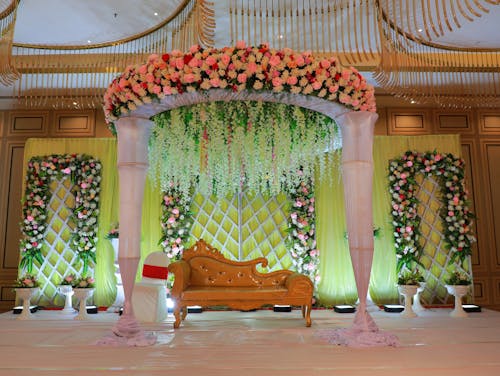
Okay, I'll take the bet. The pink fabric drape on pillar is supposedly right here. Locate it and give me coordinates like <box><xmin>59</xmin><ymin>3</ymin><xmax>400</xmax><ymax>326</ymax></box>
<box><xmin>317</xmin><ymin>111</ymin><xmax>399</xmax><ymax>347</ymax></box>
<box><xmin>97</xmin><ymin>117</ymin><xmax>156</xmax><ymax>346</ymax></box>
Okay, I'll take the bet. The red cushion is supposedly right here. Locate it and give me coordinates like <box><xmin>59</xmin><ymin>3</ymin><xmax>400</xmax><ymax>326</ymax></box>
<box><xmin>142</xmin><ymin>264</ymin><xmax>168</xmax><ymax>279</ymax></box>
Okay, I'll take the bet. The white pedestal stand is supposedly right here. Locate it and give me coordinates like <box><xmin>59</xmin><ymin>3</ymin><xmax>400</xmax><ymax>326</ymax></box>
<box><xmin>73</xmin><ymin>288</ymin><xmax>94</xmax><ymax>320</ymax></box>
<box><xmin>412</xmin><ymin>282</ymin><xmax>426</xmax><ymax>313</ymax></box>
<box><xmin>446</xmin><ymin>285</ymin><xmax>469</xmax><ymax>318</ymax></box>
<box><xmin>398</xmin><ymin>285</ymin><xmax>418</xmax><ymax>318</ymax></box>
<box><xmin>15</xmin><ymin>288</ymin><xmax>39</xmax><ymax>320</ymax></box>
<box><xmin>58</xmin><ymin>285</ymin><xmax>76</xmax><ymax>315</ymax></box>
<box><xmin>107</xmin><ymin>238</ymin><xmax>124</xmax><ymax>313</ymax></box>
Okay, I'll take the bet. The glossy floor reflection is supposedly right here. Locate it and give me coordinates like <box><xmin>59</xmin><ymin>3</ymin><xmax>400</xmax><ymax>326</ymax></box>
<box><xmin>1</xmin><ymin>307</ymin><xmax>500</xmax><ymax>375</ymax></box>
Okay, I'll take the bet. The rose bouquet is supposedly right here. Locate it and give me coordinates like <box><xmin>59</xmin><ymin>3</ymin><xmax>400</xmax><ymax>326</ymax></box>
<box><xmin>14</xmin><ymin>274</ymin><xmax>40</xmax><ymax>288</ymax></box>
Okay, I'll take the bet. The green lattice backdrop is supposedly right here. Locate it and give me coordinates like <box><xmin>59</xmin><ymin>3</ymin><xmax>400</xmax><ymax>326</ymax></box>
<box><xmin>414</xmin><ymin>174</ymin><xmax>472</xmax><ymax>305</ymax></box>
<box><xmin>190</xmin><ymin>191</ymin><xmax>292</xmax><ymax>272</ymax></box>
<box><xmin>31</xmin><ymin>178</ymin><xmax>93</xmax><ymax>306</ymax></box>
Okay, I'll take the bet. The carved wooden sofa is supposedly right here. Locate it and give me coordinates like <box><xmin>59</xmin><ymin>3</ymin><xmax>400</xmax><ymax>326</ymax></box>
<box><xmin>168</xmin><ymin>239</ymin><xmax>314</xmax><ymax>328</ymax></box>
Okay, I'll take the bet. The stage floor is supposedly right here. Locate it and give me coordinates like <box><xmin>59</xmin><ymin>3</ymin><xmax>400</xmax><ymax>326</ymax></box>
<box><xmin>1</xmin><ymin>307</ymin><xmax>500</xmax><ymax>376</ymax></box>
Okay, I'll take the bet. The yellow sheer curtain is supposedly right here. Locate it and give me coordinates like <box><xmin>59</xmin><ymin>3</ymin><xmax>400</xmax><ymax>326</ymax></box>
<box><xmin>23</xmin><ymin>134</ymin><xmax>461</xmax><ymax>307</ymax></box>
<box><xmin>317</xmin><ymin>134</ymin><xmax>461</xmax><ymax>306</ymax></box>
<box><xmin>22</xmin><ymin>138</ymin><xmax>163</xmax><ymax>306</ymax></box>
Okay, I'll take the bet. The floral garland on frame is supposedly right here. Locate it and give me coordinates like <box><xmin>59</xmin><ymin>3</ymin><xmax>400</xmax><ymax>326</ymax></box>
<box><xmin>160</xmin><ymin>184</ymin><xmax>193</xmax><ymax>260</ymax></box>
<box><xmin>286</xmin><ymin>178</ymin><xmax>320</xmax><ymax>288</ymax></box>
<box><xmin>389</xmin><ymin>151</ymin><xmax>475</xmax><ymax>271</ymax></box>
<box><xmin>103</xmin><ymin>41</ymin><xmax>376</xmax><ymax>127</ymax></box>
<box><xmin>20</xmin><ymin>154</ymin><xmax>102</xmax><ymax>276</ymax></box>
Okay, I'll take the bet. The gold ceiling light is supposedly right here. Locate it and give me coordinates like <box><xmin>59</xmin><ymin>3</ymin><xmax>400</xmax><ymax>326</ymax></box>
<box><xmin>6</xmin><ymin>0</ymin><xmax>214</xmax><ymax>109</ymax></box>
<box><xmin>0</xmin><ymin>0</ymin><xmax>20</xmax><ymax>85</ymax></box>
<box><xmin>375</xmin><ymin>0</ymin><xmax>500</xmax><ymax>107</ymax></box>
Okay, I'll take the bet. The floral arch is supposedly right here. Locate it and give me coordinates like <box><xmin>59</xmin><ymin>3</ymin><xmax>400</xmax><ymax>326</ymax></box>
<box><xmin>101</xmin><ymin>43</ymin><xmax>391</xmax><ymax>347</ymax></box>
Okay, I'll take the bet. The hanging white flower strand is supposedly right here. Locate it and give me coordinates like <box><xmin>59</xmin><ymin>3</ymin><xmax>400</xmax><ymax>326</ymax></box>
<box><xmin>149</xmin><ymin>101</ymin><xmax>338</xmax><ymax>199</ymax></box>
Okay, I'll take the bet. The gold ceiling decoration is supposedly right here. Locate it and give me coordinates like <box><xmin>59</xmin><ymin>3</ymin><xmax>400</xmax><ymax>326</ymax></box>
<box><xmin>229</xmin><ymin>0</ymin><xmax>500</xmax><ymax>108</ymax></box>
<box><xmin>0</xmin><ymin>0</ymin><xmax>20</xmax><ymax>85</ymax></box>
<box><xmin>6</xmin><ymin>0</ymin><xmax>214</xmax><ymax>109</ymax></box>
<box><xmin>1</xmin><ymin>0</ymin><xmax>500</xmax><ymax>109</ymax></box>
<box><xmin>228</xmin><ymin>0</ymin><xmax>380</xmax><ymax>66</ymax></box>
<box><xmin>375</xmin><ymin>0</ymin><xmax>500</xmax><ymax>107</ymax></box>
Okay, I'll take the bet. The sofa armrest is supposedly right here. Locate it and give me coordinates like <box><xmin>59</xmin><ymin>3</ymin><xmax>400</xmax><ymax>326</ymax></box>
<box><xmin>168</xmin><ymin>260</ymin><xmax>191</xmax><ymax>297</ymax></box>
<box><xmin>285</xmin><ymin>273</ymin><xmax>314</xmax><ymax>295</ymax></box>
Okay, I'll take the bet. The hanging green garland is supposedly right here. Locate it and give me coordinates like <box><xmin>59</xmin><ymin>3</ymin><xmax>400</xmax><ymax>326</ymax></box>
<box><xmin>20</xmin><ymin>154</ymin><xmax>102</xmax><ymax>277</ymax></box>
<box><xmin>389</xmin><ymin>151</ymin><xmax>475</xmax><ymax>271</ymax></box>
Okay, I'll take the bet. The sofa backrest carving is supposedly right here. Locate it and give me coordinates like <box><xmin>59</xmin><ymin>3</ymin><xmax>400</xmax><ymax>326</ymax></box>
<box><xmin>182</xmin><ymin>239</ymin><xmax>292</xmax><ymax>287</ymax></box>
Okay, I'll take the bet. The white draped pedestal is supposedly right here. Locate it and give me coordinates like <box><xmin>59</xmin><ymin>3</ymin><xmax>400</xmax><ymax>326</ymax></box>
<box><xmin>96</xmin><ymin>117</ymin><xmax>156</xmax><ymax>346</ymax></box>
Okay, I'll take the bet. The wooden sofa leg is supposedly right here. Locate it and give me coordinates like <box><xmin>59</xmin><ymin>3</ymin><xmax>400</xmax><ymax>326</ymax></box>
<box><xmin>302</xmin><ymin>305</ymin><xmax>306</xmax><ymax>318</ymax></box>
<box><xmin>305</xmin><ymin>304</ymin><xmax>312</xmax><ymax>327</ymax></box>
<box><xmin>173</xmin><ymin>308</ymin><xmax>181</xmax><ymax>328</ymax></box>
<box><xmin>181</xmin><ymin>306</ymin><xmax>188</xmax><ymax>320</ymax></box>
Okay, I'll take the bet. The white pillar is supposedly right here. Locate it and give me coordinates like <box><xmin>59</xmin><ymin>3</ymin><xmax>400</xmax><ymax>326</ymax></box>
<box><xmin>339</xmin><ymin>111</ymin><xmax>378</xmax><ymax>331</ymax></box>
<box><xmin>112</xmin><ymin>116</ymin><xmax>154</xmax><ymax>342</ymax></box>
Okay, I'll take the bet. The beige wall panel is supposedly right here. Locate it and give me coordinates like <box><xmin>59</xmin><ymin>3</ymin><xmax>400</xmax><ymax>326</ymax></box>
<box><xmin>7</xmin><ymin>111</ymin><xmax>49</xmax><ymax>137</ymax></box>
<box><xmin>51</xmin><ymin>110</ymin><xmax>95</xmax><ymax>137</ymax></box>
<box><xmin>478</xmin><ymin>111</ymin><xmax>500</xmax><ymax>135</ymax></box>
<box><xmin>434</xmin><ymin>111</ymin><xmax>473</xmax><ymax>135</ymax></box>
<box><xmin>388</xmin><ymin>109</ymin><xmax>431</xmax><ymax>135</ymax></box>
<box><xmin>485</xmin><ymin>143</ymin><xmax>500</xmax><ymax>268</ymax></box>
<box><xmin>461</xmin><ymin>141</ymin><xmax>482</xmax><ymax>269</ymax></box>
<box><xmin>472</xmin><ymin>279</ymin><xmax>487</xmax><ymax>305</ymax></box>
<box><xmin>95</xmin><ymin>109</ymin><xmax>114</xmax><ymax>138</ymax></box>
<box><xmin>374</xmin><ymin>108</ymin><xmax>388</xmax><ymax>135</ymax></box>
<box><xmin>0</xmin><ymin>286</ymin><xmax>16</xmax><ymax>302</ymax></box>
<box><xmin>2</xmin><ymin>142</ymin><xmax>25</xmax><ymax>270</ymax></box>
<box><xmin>0</xmin><ymin>112</ymin><xmax>4</xmax><ymax>136</ymax></box>
<box><xmin>494</xmin><ymin>277</ymin><xmax>500</xmax><ymax>307</ymax></box>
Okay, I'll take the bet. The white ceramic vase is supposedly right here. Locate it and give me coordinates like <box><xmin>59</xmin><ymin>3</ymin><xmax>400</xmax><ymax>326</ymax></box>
<box><xmin>398</xmin><ymin>285</ymin><xmax>419</xmax><ymax>318</ymax></box>
<box><xmin>58</xmin><ymin>285</ymin><xmax>76</xmax><ymax>315</ymax></box>
<box><xmin>412</xmin><ymin>282</ymin><xmax>426</xmax><ymax>313</ymax></box>
<box><xmin>15</xmin><ymin>287</ymin><xmax>39</xmax><ymax>320</ymax></box>
<box><xmin>446</xmin><ymin>284</ymin><xmax>469</xmax><ymax>318</ymax></box>
<box><xmin>73</xmin><ymin>288</ymin><xmax>94</xmax><ymax>320</ymax></box>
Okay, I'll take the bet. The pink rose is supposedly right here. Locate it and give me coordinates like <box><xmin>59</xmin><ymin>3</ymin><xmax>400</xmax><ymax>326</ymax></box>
<box><xmin>247</xmin><ymin>62</ymin><xmax>257</xmax><ymax>74</ymax></box>
<box><xmin>236</xmin><ymin>40</ymin><xmax>247</xmax><ymax>49</ymax></box>
<box><xmin>168</xmin><ymin>216</ymin><xmax>176</xmax><ymax>224</ymax></box>
<box><xmin>269</xmin><ymin>55</ymin><xmax>281</xmax><ymax>66</ymax></box>
<box><xmin>237</xmin><ymin>73</ymin><xmax>247</xmax><ymax>83</ymax></box>
<box><xmin>183</xmin><ymin>73</ymin><xmax>196</xmax><ymax>83</ymax></box>
<box><xmin>272</xmin><ymin>77</ymin><xmax>282</xmax><ymax>87</ymax></box>
<box><xmin>221</xmin><ymin>54</ymin><xmax>231</xmax><ymax>66</ymax></box>
<box><xmin>286</xmin><ymin>76</ymin><xmax>298</xmax><ymax>85</ymax></box>
<box><xmin>205</xmin><ymin>56</ymin><xmax>216</xmax><ymax>66</ymax></box>
<box><xmin>210</xmin><ymin>78</ymin><xmax>221</xmax><ymax>87</ymax></box>
<box><xmin>81</xmin><ymin>182</ymin><xmax>87</xmax><ymax>189</ymax></box>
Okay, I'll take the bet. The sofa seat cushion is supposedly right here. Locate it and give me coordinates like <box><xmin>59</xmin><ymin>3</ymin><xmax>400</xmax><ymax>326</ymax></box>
<box><xmin>182</xmin><ymin>286</ymin><xmax>289</xmax><ymax>301</ymax></box>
